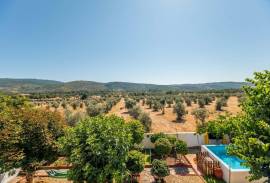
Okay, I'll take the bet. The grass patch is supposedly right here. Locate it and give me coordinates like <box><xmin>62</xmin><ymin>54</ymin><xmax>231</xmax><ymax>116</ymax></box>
<box><xmin>204</xmin><ymin>176</ymin><xmax>226</xmax><ymax>183</ymax></box>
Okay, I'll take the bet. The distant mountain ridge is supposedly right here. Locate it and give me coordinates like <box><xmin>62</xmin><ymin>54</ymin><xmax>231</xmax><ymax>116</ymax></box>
<box><xmin>0</xmin><ymin>78</ymin><xmax>248</xmax><ymax>93</ymax></box>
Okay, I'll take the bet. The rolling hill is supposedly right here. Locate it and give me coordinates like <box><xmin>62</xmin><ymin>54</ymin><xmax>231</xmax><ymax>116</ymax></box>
<box><xmin>0</xmin><ymin>78</ymin><xmax>248</xmax><ymax>93</ymax></box>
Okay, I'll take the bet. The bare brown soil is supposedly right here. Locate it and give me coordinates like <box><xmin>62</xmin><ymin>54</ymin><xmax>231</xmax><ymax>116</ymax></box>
<box><xmin>36</xmin><ymin>97</ymin><xmax>241</xmax><ymax>133</ymax></box>
<box><xmin>107</xmin><ymin>98</ymin><xmax>133</xmax><ymax>121</ymax></box>
<box><xmin>110</xmin><ymin>97</ymin><xmax>241</xmax><ymax>133</ymax></box>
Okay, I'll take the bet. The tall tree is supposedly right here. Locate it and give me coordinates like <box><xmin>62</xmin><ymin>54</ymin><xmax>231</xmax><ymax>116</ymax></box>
<box><xmin>228</xmin><ymin>70</ymin><xmax>270</xmax><ymax>183</ymax></box>
<box><xmin>0</xmin><ymin>94</ymin><xmax>65</xmax><ymax>183</ymax></box>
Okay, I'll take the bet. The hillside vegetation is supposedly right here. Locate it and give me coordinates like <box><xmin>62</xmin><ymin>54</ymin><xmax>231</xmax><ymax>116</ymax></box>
<box><xmin>0</xmin><ymin>78</ymin><xmax>248</xmax><ymax>93</ymax></box>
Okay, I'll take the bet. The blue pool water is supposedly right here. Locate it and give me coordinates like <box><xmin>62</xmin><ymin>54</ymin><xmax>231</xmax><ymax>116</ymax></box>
<box><xmin>206</xmin><ymin>145</ymin><xmax>249</xmax><ymax>170</ymax></box>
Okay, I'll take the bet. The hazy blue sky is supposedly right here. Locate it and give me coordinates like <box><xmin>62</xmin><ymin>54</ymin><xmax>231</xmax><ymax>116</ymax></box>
<box><xmin>0</xmin><ymin>0</ymin><xmax>270</xmax><ymax>84</ymax></box>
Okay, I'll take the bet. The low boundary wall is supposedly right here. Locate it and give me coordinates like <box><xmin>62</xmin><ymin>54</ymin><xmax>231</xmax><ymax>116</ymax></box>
<box><xmin>141</xmin><ymin>132</ymin><xmax>205</xmax><ymax>149</ymax></box>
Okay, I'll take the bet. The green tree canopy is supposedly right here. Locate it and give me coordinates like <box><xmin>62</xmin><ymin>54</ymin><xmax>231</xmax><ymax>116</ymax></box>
<box><xmin>59</xmin><ymin>115</ymin><xmax>132</xmax><ymax>183</ymax></box>
<box><xmin>192</xmin><ymin>108</ymin><xmax>209</xmax><ymax>124</ymax></box>
<box><xmin>228</xmin><ymin>70</ymin><xmax>270</xmax><ymax>182</ymax></box>
<box><xmin>126</xmin><ymin>150</ymin><xmax>145</xmax><ymax>175</ymax></box>
<box><xmin>151</xmin><ymin>159</ymin><xmax>169</xmax><ymax>182</ymax></box>
<box><xmin>174</xmin><ymin>140</ymin><xmax>188</xmax><ymax>157</ymax></box>
<box><xmin>0</xmin><ymin>94</ymin><xmax>65</xmax><ymax>183</ymax></box>
<box><xmin>126</xmin><ymin>120</ymin><xmax>144</xmax><ymax>145</ymax></box>
<box><xmin>154</xmin><ymin>138</ymin><xmax>172</xmax><ymax>158</ymax></box>
<box><xmin>150</xmin><ymin>133</ymin><xmax>167</xmax><ymax>143</ymax></box>
<box><xmin>125</xmin><ymin>98</ymin><xmax>136</xmax><ymax>109</ymax></box>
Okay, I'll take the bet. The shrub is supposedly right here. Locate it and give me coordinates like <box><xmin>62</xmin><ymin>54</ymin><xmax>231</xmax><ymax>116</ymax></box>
<box><xmin>126</xmin><ymin>150</ymin><xmax>145</xmax><ymax>175</ymax></box>
<box><xmin>174</xmin><ymin>140</ymin><xmax>188</xmax><ymax>157</ymax></box>
<box><xmin>204</xmin><ymin>176</ymin><xmax>226</xmax><ymax>183</ymax></box>
<box><xmin>154</xmin><ymin>138</ymin><xmax>172</xmax><ymax>158</ymax></box>
<box><xmin>167</xmin><ymin>136</ymin><xmax>177</xmax><ymax>145</ymax></box>
<box><xmin>150</xmin><ymin>133</ymin><xmax>167</xmax><ymax>143</ymax></box>
<box><xmin>151</xmin><ymin>160</ymin><xmax>169</xmax><ymax>182</ymax></box>
<box><xmin>86</xmin><ymin>103</ymin><xmax>104</xmax><ymax>117</ymax></box>
<box><xmin>65</xmin><ymin>110</ymin><xmax>86</xmax><ymax>126</ymax></box>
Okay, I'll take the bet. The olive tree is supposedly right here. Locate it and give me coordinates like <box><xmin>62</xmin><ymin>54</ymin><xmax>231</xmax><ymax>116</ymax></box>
<box><xmin>216</xmin><ymin>98</ymin><xmax>227</xmax><ymax>111</ymax></box>
<box><xmin>184</xmin><ymin>98</ymin><xmax>192</xmax><ymax>107</ymax></box>
<box><xmin>86</xmin><ymin>103</ymin><xmax>104</xmax><ymax>117</ymax></box>
<box><xmin>125</xmin><ymin>99</ymin><xmax>136</xmax><ymax>109</ymax></box>
<box><xmin>152</xmin><ymin>101</ymin><xmax>161</xmax><ymax>112</ymax></box>
<box><xmin>192</xmin><ymin>108</ymin><xmax>209</xmax><ymax>124</ymax></box>
<box><xmin>173</xmin><ymin>102</ymin><xmax>186</xmax><ymax>121</ymax></box>
<box><xmin>166</xmin><ymin>99</ymin><xmax>173</xmax><ymax>108</ymax></box>
<box><xmin>129</xmin><ymin>106</ymin><xmax>142</xmax><ymax>119</ymax></box>
<box><xmin>138</xmin><ymin>112</ymin><xmax>152</xmax><ymax>132</ymax></box>
<box><xmin>198</xmin><ymin>98</ymin><xmax>205</xmax><ymax>108</ymax></box>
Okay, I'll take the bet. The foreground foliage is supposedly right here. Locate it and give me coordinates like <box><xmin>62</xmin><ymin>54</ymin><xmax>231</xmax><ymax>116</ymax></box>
<box><xmin>227</xmin><ymin>70</ymin><xmax>270</xmax><ymax>182</ymax></box>
<box><xmin>59</xmin><ymin>115</ymin><xmax>145</xmax><ymax>183</ymax></box>
<box><xmin>0</xmin><ymin>94</ymin><xmax>65</xmax><ymax>183</ymax></box>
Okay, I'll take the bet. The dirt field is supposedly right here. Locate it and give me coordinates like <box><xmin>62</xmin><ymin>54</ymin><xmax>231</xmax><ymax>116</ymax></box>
<box><xmin>36</xmin><ymin>96</ymin><xmax>241</xmax><ymax>133</ymax></box>
<box><xmin>107</xmin><ymin>98</ymin><xmax>132</xmax><ymax>121</ymax></box>
<box><xmin>109</xmin><ymin>97</ymin><xmax>242</xmax><ymax>133</ymax></box>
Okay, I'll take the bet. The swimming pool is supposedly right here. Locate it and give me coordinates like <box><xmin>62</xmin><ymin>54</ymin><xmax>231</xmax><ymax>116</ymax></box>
<box><xmin>205</xmin><ymin>145</ymin><xmax>249</xmax><ymax>170</ymax></box>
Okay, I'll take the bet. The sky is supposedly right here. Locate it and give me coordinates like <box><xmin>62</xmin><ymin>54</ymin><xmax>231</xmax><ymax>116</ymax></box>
<box><xmin>0</xmin><ymin>0</ymin><xmax>270</xmax><ymax>84</ymax></box>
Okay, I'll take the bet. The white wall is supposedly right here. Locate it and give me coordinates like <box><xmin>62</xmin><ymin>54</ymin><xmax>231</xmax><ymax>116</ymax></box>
<box><xmin>141</xmin><ymin>132</ymin><xmax>205</xmax><ymax>149</ymax></box>
<box><xmin>0</xmin><ymin>168</ymin><xmax>21</xmax><ymax>183</ymax></box>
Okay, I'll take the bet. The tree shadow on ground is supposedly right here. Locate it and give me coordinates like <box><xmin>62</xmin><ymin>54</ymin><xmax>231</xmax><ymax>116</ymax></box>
<box><xmin>172</xmin><ymin>119</ymin><xmax>186</xmax><ymax>123</ymax></box>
